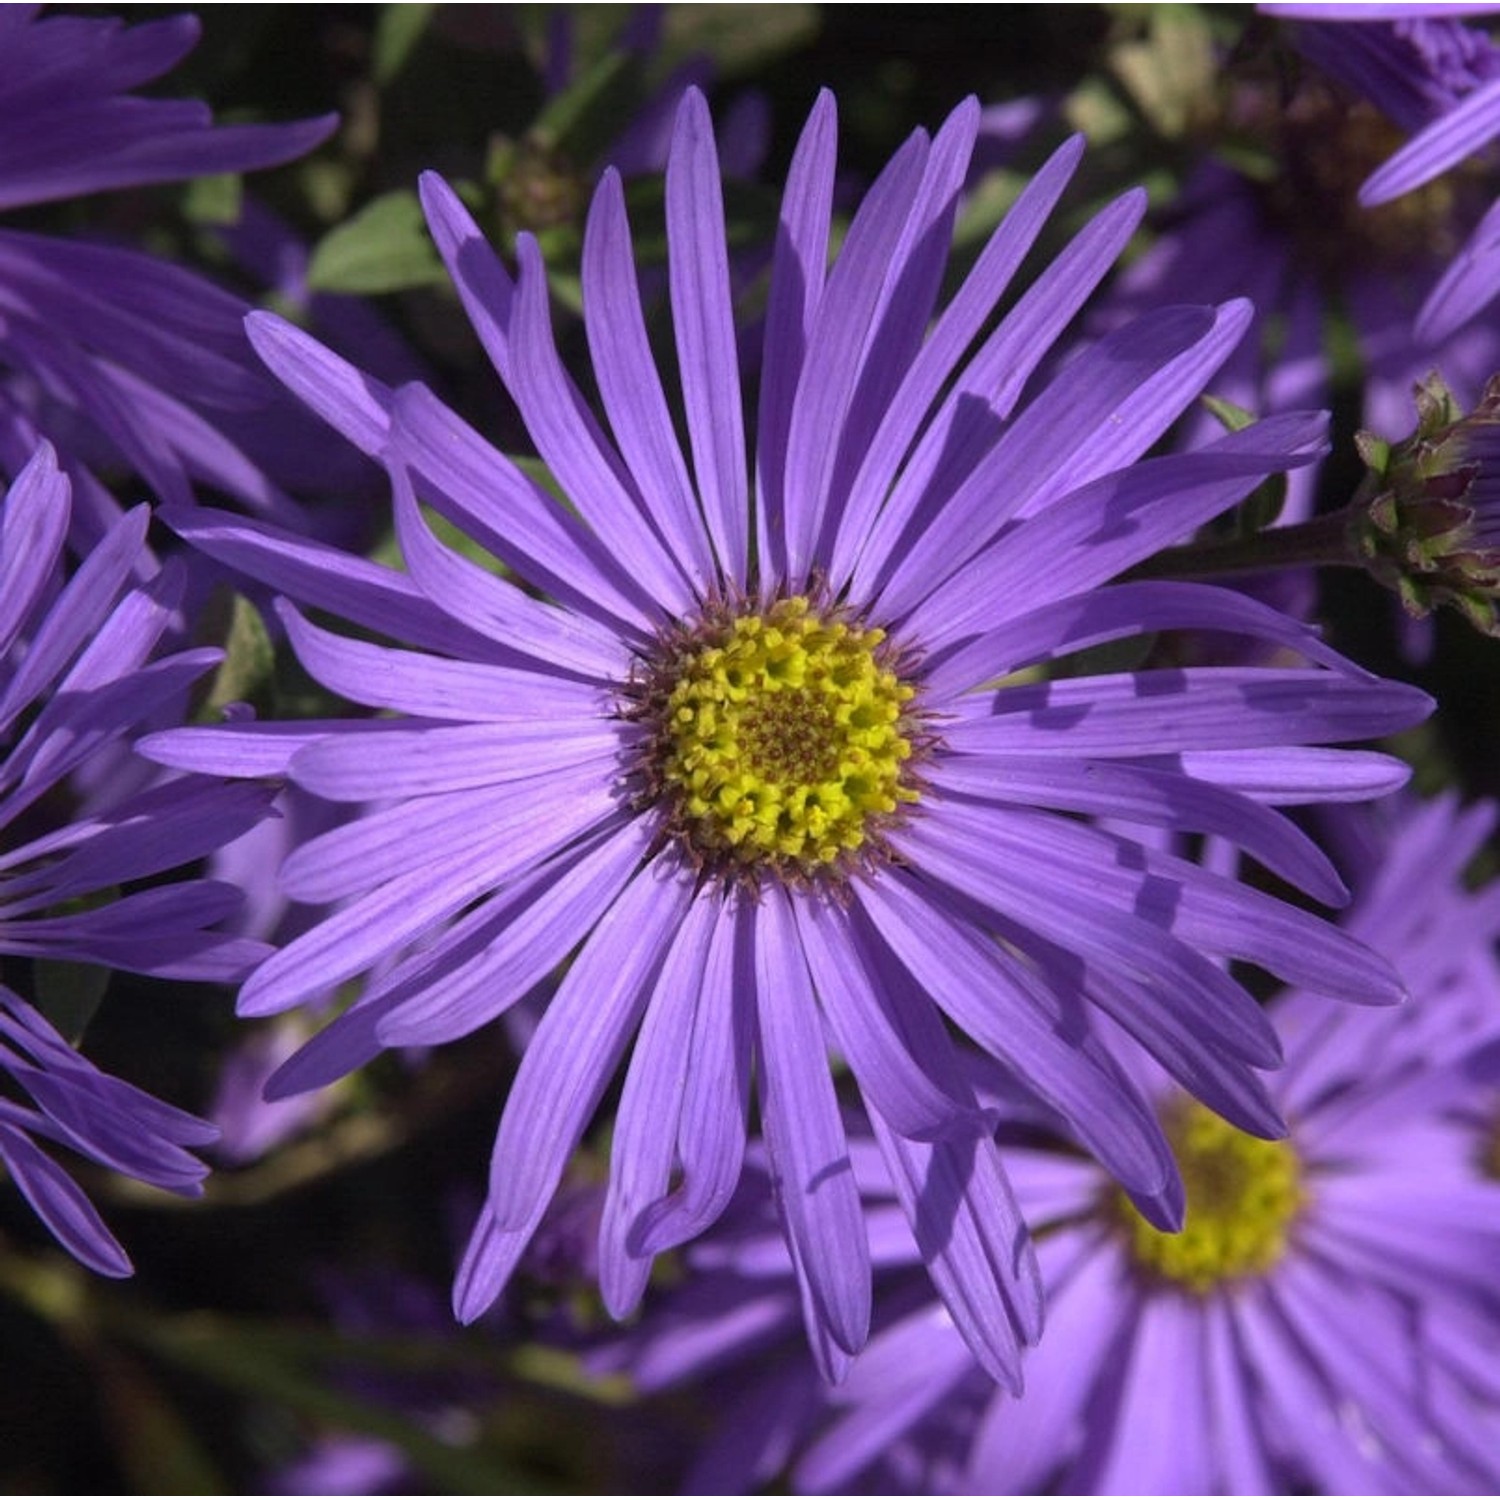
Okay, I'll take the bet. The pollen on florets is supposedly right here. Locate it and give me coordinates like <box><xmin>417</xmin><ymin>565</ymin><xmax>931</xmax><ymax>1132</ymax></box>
<box><xmin>1115</xmin><ymin>1099</ymin><xmax>1306</xmax><ymax>1294</ymax></box>
<box><xmin>623</xmin><ymin>594</ymin><xmax>924</xmax><ymax>887</ymax></box>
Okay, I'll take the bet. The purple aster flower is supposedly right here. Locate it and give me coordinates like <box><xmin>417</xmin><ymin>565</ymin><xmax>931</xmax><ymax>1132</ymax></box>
<box><xmin>145</xmin><ymin>88</ymin><xmax>1429</xmax><ymax>1382</ymax></box>
<box><xmin>1</xmin><ymin>444</ymin><xmax>274</xmax><ymax>1272</ymax></box>
<box><xmin>0</xmin><ymin>6</ymin><xmax>340</xmax><ymax>544</ymax></box>
<box><xmin>600</xmin><ymin>795</ymin><xmax>1500</xmax><ymax>1495</ymax></box>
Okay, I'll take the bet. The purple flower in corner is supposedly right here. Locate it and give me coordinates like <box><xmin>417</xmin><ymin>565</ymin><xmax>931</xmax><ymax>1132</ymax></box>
<box><xmin>1105</xmin><ymin>9</ymin><xmax>1500</xmax><ymax>476</ymax></box>
<box><xmin>0</xmin><ymin>446</ymin><xmax>273</xmax><ymax>1274</ymax></box>
<box><xmin>147</xmin><ymin>88</ymin><xmax>1429</xmax><ymax>1379</ymax></box>
<box><xmin>0</xmin><ymin>7</ymin><xmax>339</xmax><ymax>542</ymax></box>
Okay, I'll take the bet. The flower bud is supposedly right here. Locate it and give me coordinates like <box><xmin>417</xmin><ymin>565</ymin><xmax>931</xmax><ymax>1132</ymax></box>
<box><xmin>1352</xmin><ymin>372</ymin><xmax>1500</xmax><ymax>634</ymax></box>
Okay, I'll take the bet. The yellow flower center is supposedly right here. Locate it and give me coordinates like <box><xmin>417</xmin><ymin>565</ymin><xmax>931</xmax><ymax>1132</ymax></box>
<box><xmin>648</xmin><ymin>596</ymin><xmax>918</xmax><ymax>881</ymax></box>
<box><xmin>1117</xmin><ymin>1100</ymin><xmax>1305</xmax><ymax>1293</ymax></box>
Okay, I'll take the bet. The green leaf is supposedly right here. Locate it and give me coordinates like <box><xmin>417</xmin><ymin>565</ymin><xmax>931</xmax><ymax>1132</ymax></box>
<box><xmin>1107</xmin><ymin>4</ymin><xmax>1217</xmax><ymax>140</ymax></box>
<box><xmin>1201</xmin><ymin>395</ymin><xmax>1257</xmax><ymax>435</ymax></box>
<box><xmin>373</xmin><ymin>3</ymin><xmax>437</xmax><ymax>86</ymax></box>
<box><xmin>663</xmin><ymin>4</ymin><xmax>818</xmax><ymax>77</ymax></box>
<box><xmin>306</xmin><ymin>190</ymin><xmax>447</xmax><ymax>295</ymax></box>
<box><xmin>199</xmin><ymin>595</ymin><xmax>276</xmax><ymax>720</ymax></box>
<box><xmin>182</xmin><ymin>172</ymin><xmax>243</xmax><ymax>226</ymax></box>
<box><xmin>531</xmin><ymin>51</ymin><xmax>642</xmax><ymax>165</ymax></box>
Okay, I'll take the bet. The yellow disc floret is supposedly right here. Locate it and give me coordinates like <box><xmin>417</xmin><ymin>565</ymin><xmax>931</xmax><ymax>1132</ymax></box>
<box><xmin>653</xmin><ymin>596</ymin><xmax>917</xmax><ymax>879</ymax></box>
<box><xmin>1118</xmin><ymin>1100</ymin><xmax>1305</xmax><ymax>1294</ymax></box>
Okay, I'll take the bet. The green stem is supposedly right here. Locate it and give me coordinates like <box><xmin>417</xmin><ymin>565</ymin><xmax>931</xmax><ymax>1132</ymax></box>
<box><xmin>1126</xmin><ymin>506</ymin><xmax>1364</xmax><ymax>583</ymax></box>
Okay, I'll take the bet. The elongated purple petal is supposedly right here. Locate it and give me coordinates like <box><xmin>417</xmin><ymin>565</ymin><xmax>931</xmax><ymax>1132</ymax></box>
<box><xmin>665</xmin><ymin>91</ymin><xmax>748</xmax><ymax>584</ymax></box>
<box><xmin>754</xmin><ymin>886</ymin><xmax>870</xmax><ymax>1365</ymax></box>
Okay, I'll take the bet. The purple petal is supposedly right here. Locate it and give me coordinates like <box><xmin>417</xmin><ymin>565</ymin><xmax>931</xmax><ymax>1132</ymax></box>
<box><xmin>244</xmin><ymin>311</ymin><xmax>393</xmax><ymax>457</ymax></box>
<box><xmin>665</xmin><ymin>90</ymin><xmax>748</xmax><ymax>584</ymax></box>
<box><xmin>849</xmin><ymin>188</ymin><xmax>1146</xmax><ymax>601</ymax></box>
<box><xmin>828</xmin><ymin>133</ymin><xmax>1085</xmax><ymax>587</ymax></box>
<box><xmin>856</xmin><ymin>870</ymin><xmax>1178</xmax><ymax>1205</ymax></box>
<box><xmin>781</xmin><ymin>128</ymin><xmax>929</xmax><ymax>584</ymax></box>
<box><xmin>582</xmin><ymin>169</ymin><xmax>718</xmax><ymax>595</ymax></box>
<box><xmin>390</xmin><ymin>457</ymin><xmax>623</xmax><ymax>679</ymax></box>
<box><xmin>1360</xmin><ymin>73</ymin><xmax>1500</xmax><ymax>205</ymax></box>
<box><xmin>418</xmin><ymin>171</ymin><xmax>516</xmax><ymax>385</ymax></box>
<box><xmin>870</xmin><ymin>1113</ymin><xmax>1041</xmax><ymax>1391</ymax></box>
<box><xmin>923</xmin><ymin>577</ymin><xmax>1360</xmax><ymax>705</ymax></box>
<box><xmin>911</xmin><ymin>411</ymin><xmax>1329</xmax><ymax>651</ymax></box>
<box><xmin>0</xmin><ymin>1120</ymin><xmax>132</xmax><ymax>1276</ymax></box>
<box><xmin>239</xmin><ymin>774</ymin><xmax>616</xmax><ymax>1015</ymax></box>
<box><xmin>276</xmin><ymin>601</ymin><xmax>603</xmax><ymax>722</ymax></box>
<box><xmin>0</xmin><ymin>442</ymin><xmax>68</xmax><ymax>654</ymax></box>
<box><xmin>598</xmin><ymin>893</ymin><xmax>717</xmax><ymax>1317</ymax></box>
<box><xmin>482</xmin><ymin>858</ymin><xmax>697</xmax><ymax>1232</ymax></box>
<box><xmin>927</xmin><ymin>755</ymin><xmax>1346</xmax><ymax>905</ymax></box>
<box><xmin>793</xmin><ymin>894</ymin><xmax>976</xmax><ymax>1142</ymax></box>
<box><xmin>753</xmin><ymin>885</ymin><xmax>870</xmax><ymax>1363</ymax></box>
<box><xmin>390</xmin><ymin>382</ymin><xmax>657</xmax><ymax>636</ymax></box>
<box><xmin>633</xmin><ymin>896</ymin><xmax>754</xmax><ymax>1255</ymax></box>
<box><xmin>289</xmin><ymin>719</ymin><xmax>618</xmax><ymax>802</ymax></box>
<box><xmin>756</xmin><ymin>89</ymin><xmax>837</xmax><ymax>582</ymax></box>
<box><xmin>509</xmin><ymin>236</ymin><xmax>693</xmax><ymax>615</ymax></box>
<box><xmin>948</xmin><ymin>666</ymin><xmax>1433</xmax><ymax>756</ymax></box>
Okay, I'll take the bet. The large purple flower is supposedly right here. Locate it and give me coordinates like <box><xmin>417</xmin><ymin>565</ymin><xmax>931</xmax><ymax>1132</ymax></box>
<box><xmin>0</xmin><ymin>7</ymin><xmax>340</xmax><ymax>543</ymax></box>
<box><xmin>0</xmin><ymin>445</ymin><xmax>274</xmax><ymax>1272</ymax></box>
<box><xmin>599</xmin><ymin>796</ymin><xmax>1500</xmax><ymax>1494</ymax></box>
<box><xmin>146</xmin><ymin>88</ymin><xmax>1428</xmax><ymax>1380</ymax></box>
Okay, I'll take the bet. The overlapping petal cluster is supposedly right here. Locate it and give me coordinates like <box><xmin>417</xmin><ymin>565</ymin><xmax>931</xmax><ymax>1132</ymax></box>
<box><xmin>0</xmin><ymin>446</ymin><xmax>272</xmax><ymax>1271</ymax></box>
<box><xmin>146</xmin><ymin>86</ymin><xmax>1431</xmax><ymax>1380</ymax></box>
<box><xmin>0</xmin><ymin>7</ymin><xmax>341</xmax><ymax>541</ymax></box>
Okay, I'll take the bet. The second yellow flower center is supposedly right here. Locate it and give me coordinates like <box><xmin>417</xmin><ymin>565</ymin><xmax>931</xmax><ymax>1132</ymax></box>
<box><xmin>655</xmin><ymin>597</ymin><xmax>917</xmax><ymax>880</ymax></box>
<box><xmin>1118</xmin><ymin>1100</ymin><xmax>1306</xmax><ymax>1293</ymax></box>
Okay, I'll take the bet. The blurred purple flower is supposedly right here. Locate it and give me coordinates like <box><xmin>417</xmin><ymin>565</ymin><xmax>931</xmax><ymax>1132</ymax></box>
<box><xmin>1108</xmin><ymin>10</ymin><xmax>1500</xmax><ymax>478</ymax></box>
<box><xmin>147</xmin><ymin>88</ymin><xmax>1428</xmax><ymax>1380</ymax></box>
<box><xmin>0</xmin><ymin>7</ymin><xmax>339</xmax><ymax>544</ymax></box>
<box><xmin>0</xmin><ymin>445</ymin><xmax>275</xmax><ymax>1272</ymax></box>
<box><xmin>1280</xmin><ymin>10</ymin><xmax>1500</xmax><ymax>346</ymax></box>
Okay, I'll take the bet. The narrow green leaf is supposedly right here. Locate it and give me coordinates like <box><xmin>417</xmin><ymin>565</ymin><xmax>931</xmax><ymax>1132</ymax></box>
<box><xmin>373</xmin><ymin>3</ymin><xmax>437</xmax><ymax>86</ymax></box>
<box><xmin>97</xmin><ymin>1350</ymin><xmax>230</xmax><ymax>1495</ymax></box>
<box><xmin>663</xmin><ymin>4</ymin><xmax>818</xmax><ymax>76</ymax></box>
<box><xmin>200</xmin><ymin>595</ymin><xmax>276</xmax><ymax>720</ymax></box>
<box><xmin>1201</xmin><ymin>395</ymin><xmax>1258</xmax><ymax>434</ymax></box>
<box><xmin>531</xmin><ymin>51</ymin><xmax>642</xmax><ymax>164</ymax></box>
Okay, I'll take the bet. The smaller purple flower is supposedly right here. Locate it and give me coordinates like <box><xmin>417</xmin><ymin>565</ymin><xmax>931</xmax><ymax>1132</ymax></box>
<box><xmin>1</xmin><ymin>444</ymin><xmax>274</xmax><ymax>1271</ymax></box>
<box><xmin>602</xmin><ymin>794</ymin><xmax>1500</xmax><ymax>1494</ymax></box>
